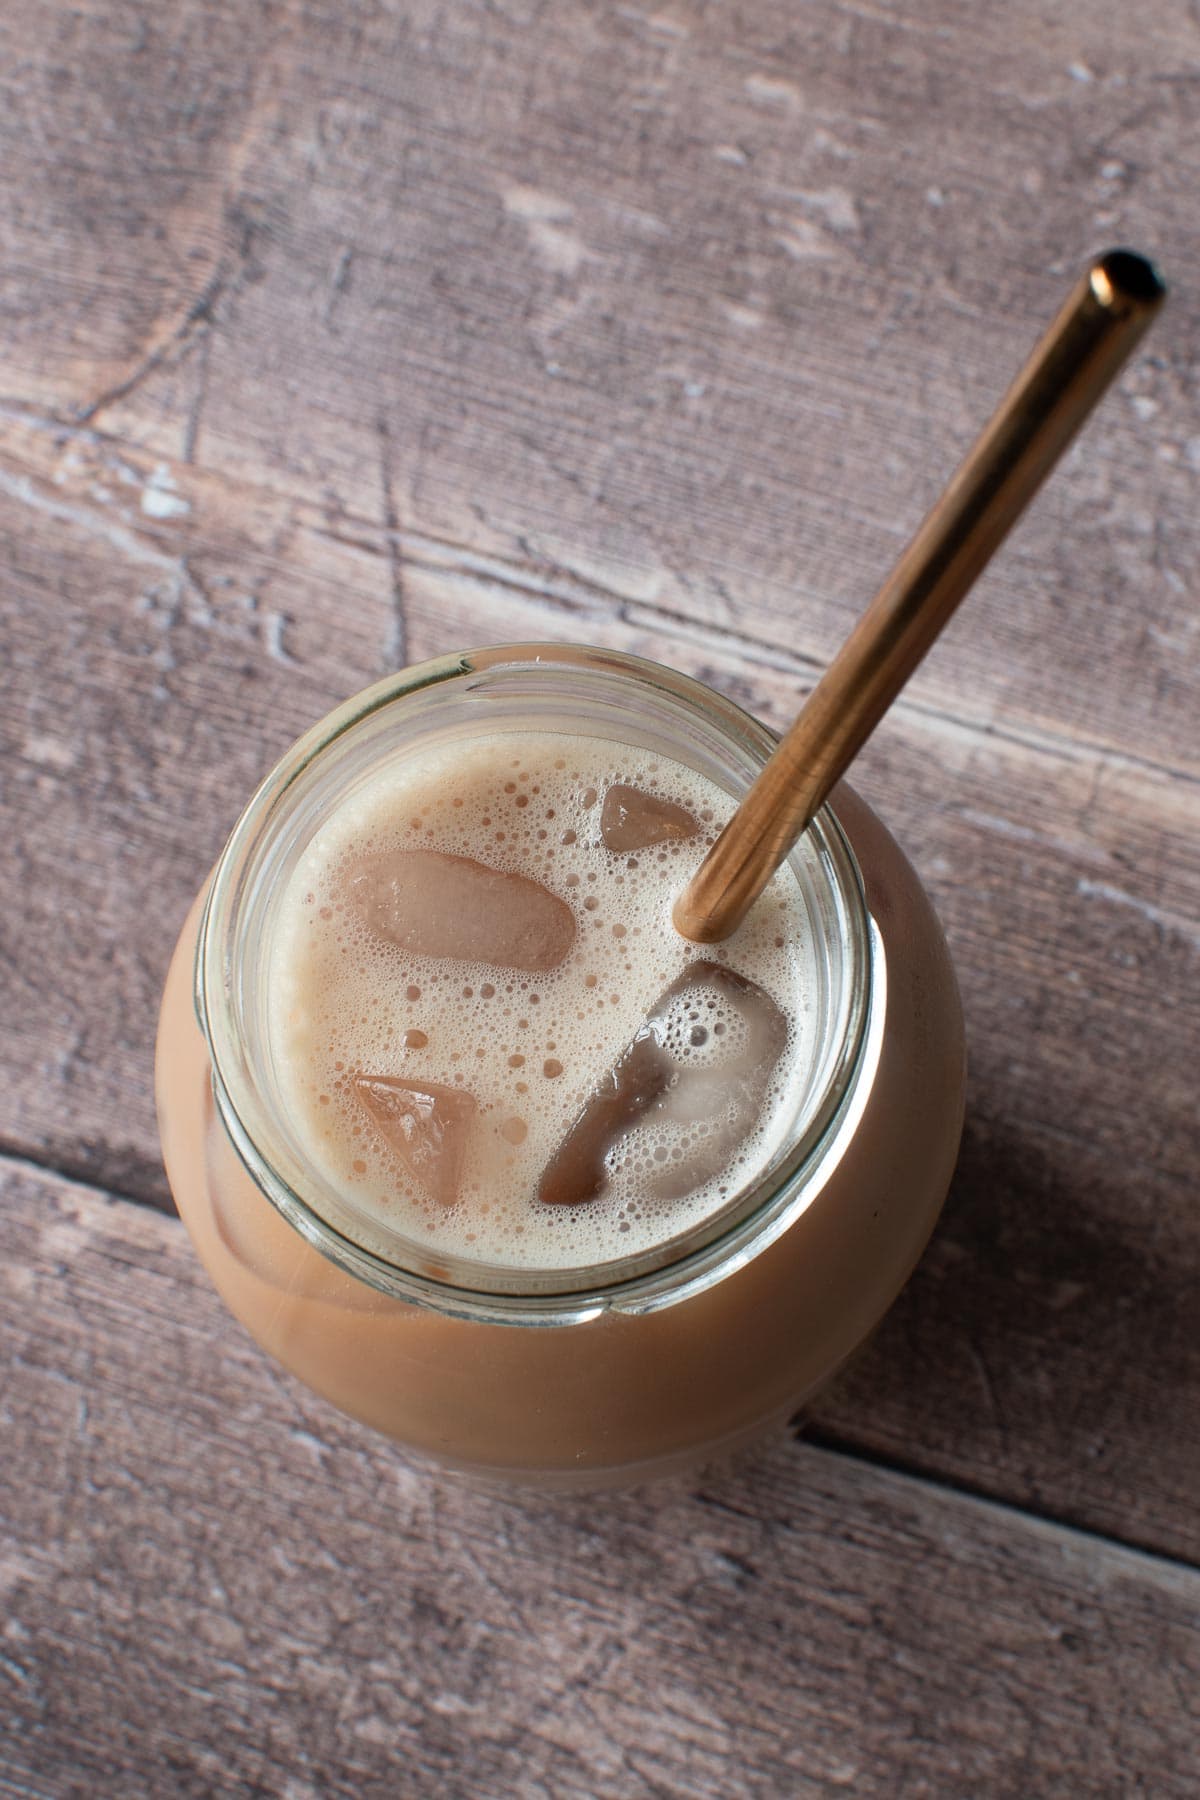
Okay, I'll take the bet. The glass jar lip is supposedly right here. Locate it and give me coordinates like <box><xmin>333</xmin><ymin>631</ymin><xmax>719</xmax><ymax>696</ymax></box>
<box><xmin>197</xmin><ymin>643</ymin><xmax>875</xmax><ymax>1321</ymax></box>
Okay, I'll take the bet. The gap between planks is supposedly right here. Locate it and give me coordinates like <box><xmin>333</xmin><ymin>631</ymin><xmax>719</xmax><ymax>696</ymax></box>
<box><xmin>797</xmin><ymin>1421</ymin><xmax>1200</xmax><ymax>1587</ymax></box>
<box><xmin>4</xmin><ymin>1139</ymin><xmax>1198</xmax><ymax>1587</ymax></box>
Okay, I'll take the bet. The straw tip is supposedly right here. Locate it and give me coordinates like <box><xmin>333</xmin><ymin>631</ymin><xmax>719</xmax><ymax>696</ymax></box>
<box><xmin>1092</xmin><ymin>249</ymin><xmax>1167</xmax><ymax>312</ymax></box>
<box><xmin>671</xmin><ymin>891</ymin><xmax>737</xmax><ymax>945</ymax></box>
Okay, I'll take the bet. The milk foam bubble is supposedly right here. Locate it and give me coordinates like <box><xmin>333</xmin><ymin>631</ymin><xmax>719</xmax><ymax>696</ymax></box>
<box><xmin>267</xmin><ymin>732</ymin><xmax>818</xmax><ymax>1270</ymax></box>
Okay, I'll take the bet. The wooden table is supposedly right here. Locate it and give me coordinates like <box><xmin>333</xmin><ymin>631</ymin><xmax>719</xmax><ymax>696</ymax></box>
<box><xmin>2</xmin><ymin>1</ymin><xmax>1197</xmax><ymax>1792</ymax></box>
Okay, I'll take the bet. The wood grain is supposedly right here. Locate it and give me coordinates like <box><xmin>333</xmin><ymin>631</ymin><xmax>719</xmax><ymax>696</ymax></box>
<box><xmin>2</xmin><ymin>1159</ymin><xmax>1197</xmax><ymax>1800</ymax></box>
<box><xmin>1</xmin><ymin>0</ymin><xmax>1197</xmax><ymax>778</ymax></box>
<box><xmin>2</xmin><ymin>0</ymin><xmax>1199</xmax><ymax>1786</ymax></box>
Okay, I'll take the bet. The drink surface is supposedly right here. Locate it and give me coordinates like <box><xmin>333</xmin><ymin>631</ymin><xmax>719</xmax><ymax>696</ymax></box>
<box><xmin>267</xmin><ymin>732</ymin><xmax>819</xmax><ymax>1271</ymax></box>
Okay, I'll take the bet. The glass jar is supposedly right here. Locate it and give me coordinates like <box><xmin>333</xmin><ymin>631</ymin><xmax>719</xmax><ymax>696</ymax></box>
<box><xmin>156</xmin><ymin>645</ymin><xmax>965</xmax><ymax>1487</ymax></box>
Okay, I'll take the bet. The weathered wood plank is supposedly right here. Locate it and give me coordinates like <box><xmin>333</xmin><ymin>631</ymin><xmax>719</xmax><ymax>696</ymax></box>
<box><xmin>0</xmin><ymin>0</ymin><xmax>1197</xmax><ymax>773</ymax></box>
<box><xmin>0</xmin><ymin>435</ymin><xmax>388</xmax><ymax>1200</ymax></box>
<box><xmin>1</xmin><ymin>441</ymin><xmax>1197</xmax><ymax>1567</ymax></box>
<box><xmin>2</xmin><ymin>1159</ymin><xmax>1197</xmax><ymax>1800</ymax></box>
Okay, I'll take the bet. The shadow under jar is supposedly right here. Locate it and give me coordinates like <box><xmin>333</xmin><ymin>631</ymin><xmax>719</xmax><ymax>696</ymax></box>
<box><xmin>156</xmin><ymin>645</ymin><xmax>965</xmax><ymax>1489</ymax></box>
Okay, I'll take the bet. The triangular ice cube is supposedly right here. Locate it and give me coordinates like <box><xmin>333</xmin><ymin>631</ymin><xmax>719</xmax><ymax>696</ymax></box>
<box><xmin>600</xmin><ymin>784</ymin><xmax>699</xmax><ymax>852</ymax></box>
<box><xmin>352</xmin><ymin>1074</ymin><xmax>477</xmax><ymax>1207</ymax></box>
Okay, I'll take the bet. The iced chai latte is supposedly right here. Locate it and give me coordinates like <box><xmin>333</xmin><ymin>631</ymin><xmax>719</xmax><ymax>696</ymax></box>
<box><xmin>157</xmin><ymin>646</ymin><xmax>965</xmax><ymax>1486</ymax></box>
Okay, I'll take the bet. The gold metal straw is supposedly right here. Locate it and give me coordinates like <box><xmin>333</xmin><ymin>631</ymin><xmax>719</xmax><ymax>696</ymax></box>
<box><xmin>673</xmin><ymin>248</ymin><xmax>1166</xmax><ymax>944</ymax></box>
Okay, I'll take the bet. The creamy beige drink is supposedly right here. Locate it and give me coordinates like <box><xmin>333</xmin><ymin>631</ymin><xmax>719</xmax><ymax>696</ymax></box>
<box><xmin>268</xmin><ymin>734</ymin><xmax>819</xmax><ymax>1277</ymax></box>
<box><xmin>157</xmin><ymin>646</ymin><xmax>966</xmax><ymax>1486</ymax></box>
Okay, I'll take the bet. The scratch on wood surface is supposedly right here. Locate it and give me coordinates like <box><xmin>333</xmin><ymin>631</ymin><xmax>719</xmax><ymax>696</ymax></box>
<box><xmin>72</xmin><ymin>204</ymin><xmax>261</xmax><ymax>429</ymax></box>
<box><xmin>965</xmin><ymin>1339</ymin><xmax>1004</xmax><ymax>1432</ymax></box>
<box><xmin>836</xmin><ymin>0</ymin><xmax>952</xmax><ymax>28</ymax></box>
<box><xmin>778</xmin><ymin>187</ymin><xmax>862</xmax><ymax>234</ymax></box>
<box><xmin>743</xmin><ymin>72</ymin><xmax>806</xmax><ymax>111</ymax></box>
<box><xmin>502</xmin><ymin>185</ymin><xmax>575</xmax><ymax>223</ymax></box>
<box><xmin>773</xmin><ymin>219</ymin><xmax>842</xmax><ymax>263</ymax></box>
<box><xmin>956</xmin><ymin>807</ymin><xmax>1107</xmax><ymax>867</ymax></box>
<box><xmin>0</xmin><ymin>454</ymin><xmax>232</xmax><ymax>700</ymax></box>
<box><xmin>1075</xmin><ymin>877</ymin><xmax>1200</xmax><ymax>947</ymax></box>
<box><xmin>263</xmin><ymin>612</ymin><xmax>300</xmax><ymax>666</ymax></box>
<box><xmin>0</xmin><ymin>466</ymin><xmax>180</xmax><ymax>573</ymax></box>
<box><xmin>73</xmin><ymin>264</ymin><xmax>226</xmax><ymax>429</ymax></box>
<box><xmin>374</xmin><ymin>416</ymin><xmax>408</xmax><ymax>671</ymax></box>
<box><xmin>526</xmin><ymin>218</ymin><xmax>591</xmax><ymax>277</ymax></box>
<box><xmin>0</xmin><ymin>1550</ymin><xmax>41</xmax><ymax>1603</ymax></box>
<box><xmin>182</xmin><ymin>327</ymin><xmax>213</xmax><ymax>466</ymax></box>
<box><xmin>140</xmin><ymin>463</ymin><xmax>191</xmax><ymax>520</ymax></box>
<box><xmin>501</xmin><ymin>185</ymin><xmax>591</xmax><ymax>277</ymax></box>
<box><xmin>323</xmin><ymin>246</ymin><xmax>354</xmax><ymax>328</ymax></box>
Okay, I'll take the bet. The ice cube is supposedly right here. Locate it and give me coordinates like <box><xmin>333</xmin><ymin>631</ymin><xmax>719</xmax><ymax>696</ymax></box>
<box><xmin>538</xmin><ymin>960</ymin><xmax>787</xmax><ymax>1207</ymax></box>
<box><xmin>600</xmin><ymin>783</ymin><xmax>700</xmax><ymax>853</ymax></box>
<box><xmin>353</xmin><ymin>1074</ymin><xmax>477</xmax><ymax>1207</ymax></box>
<box><xmin>343</xmin><ymin>850</ymin><xmax>576</xmax><ymax>970</ymax></box>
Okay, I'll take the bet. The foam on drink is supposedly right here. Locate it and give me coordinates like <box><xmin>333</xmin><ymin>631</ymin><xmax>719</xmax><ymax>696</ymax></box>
<box><xmin>267</xmin><ymin>733</ymin><xmax>818</xmax><ymax>1271</ymax></box>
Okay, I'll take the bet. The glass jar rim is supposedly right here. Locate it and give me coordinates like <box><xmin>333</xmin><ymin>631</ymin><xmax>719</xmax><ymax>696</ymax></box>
<box><xmin>197</xmin><ymin>644</ymin><xmax>875</xmax><ymax>1321</ymax></box>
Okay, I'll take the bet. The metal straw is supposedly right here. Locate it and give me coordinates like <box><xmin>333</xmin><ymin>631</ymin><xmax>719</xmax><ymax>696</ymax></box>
<box><xmin>673</xmin><ymin>249</ymin><xmax>1166</xmax><ymax>944</ymax></box>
